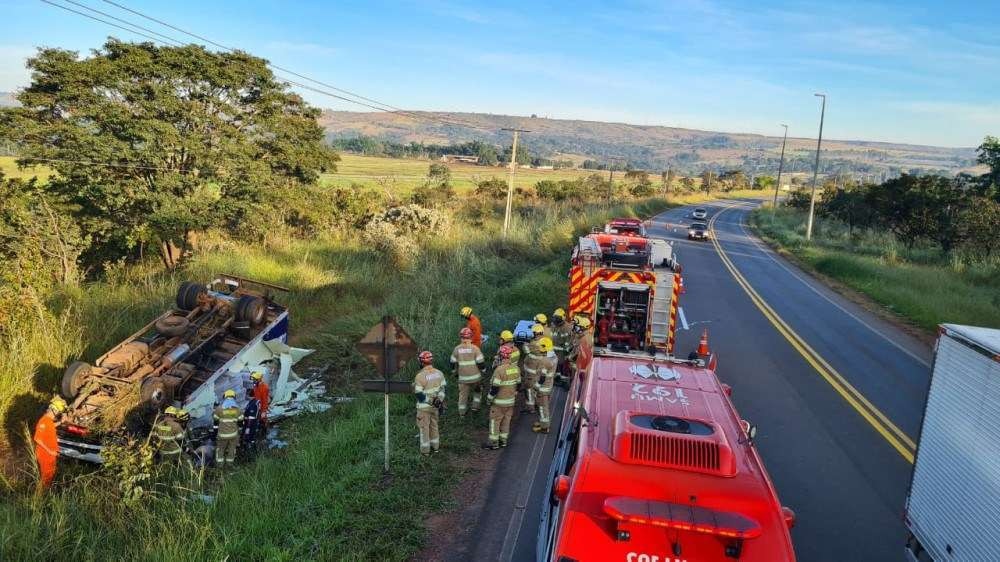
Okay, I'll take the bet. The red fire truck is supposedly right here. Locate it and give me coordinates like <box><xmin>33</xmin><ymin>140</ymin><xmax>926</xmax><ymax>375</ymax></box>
<box><xmin>539</xmin><ymin>233</ymin><xmax>797</xmax><ymax>561</ymax></box>
<box><xmin>537</xmin><ymin>352</ymin><xmax>797</xmax><ymax>561</ymax></box>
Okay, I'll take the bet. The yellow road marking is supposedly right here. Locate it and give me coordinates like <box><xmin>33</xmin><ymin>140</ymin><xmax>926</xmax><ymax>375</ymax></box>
<box><xmin>708</xmin><ymin>205</ymin><xmax>916</xmax><ymax>464</ymax></box>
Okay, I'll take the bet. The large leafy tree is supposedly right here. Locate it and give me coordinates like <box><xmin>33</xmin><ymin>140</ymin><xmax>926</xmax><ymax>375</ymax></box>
<box><xmin>0</xmin><ymin>38</ymin><xmax>338</xmax><ymax>269</ymax></box>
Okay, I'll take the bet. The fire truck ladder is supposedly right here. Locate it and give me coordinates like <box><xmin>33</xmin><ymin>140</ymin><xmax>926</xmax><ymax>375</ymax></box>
<box><xmin>650</xmin><ymin>273</ymin><xmax>673</xmax><ymax>346</ymax></box>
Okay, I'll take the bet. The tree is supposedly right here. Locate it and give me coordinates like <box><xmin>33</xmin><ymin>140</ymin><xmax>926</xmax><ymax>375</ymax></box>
<box><xmin>976</xmin><ymin>135</ymin><xmax>1000</xmax><ymax>190</ymax></box>
<box><xmin>680</xmin><ymin>177</ymin><xmax>696</xmax><ymax>192</ymax></box>
<box><xmin>474</xmin><ymin>177</ymin><xmax>507</xmax><ymax>199</ymax></box>
<box><xmin>700</xmin><ymin>170</ymin><xmax>718</xmax><ymax>194</ymax></box>
<box><xmin>718</xmin><ymin>170</ymin><xmax>748</xmax><ymax>192</ymax></box>
<box><xmin>665</xmin><ymin>168</ymin><xmax>677</xmax><ymax>192</ymax></box>
<box><xmin>963</xmin><ymin>197</ymin><xmax>1000</xmax><ymax>256</ymax></box>
<box><xmin>428</xmin><ymin>163</ymin><xmax>451</xmax><ymax>186</ymax></box>
<box><xmin>0</xmin><ymin>39</ymin><xmax>338</xmax><ymax>270</ymax></box>
<box><xmin>753</xmin><ymin>175</ymin><xmax>775</xmax><ymax>191</ymax></box>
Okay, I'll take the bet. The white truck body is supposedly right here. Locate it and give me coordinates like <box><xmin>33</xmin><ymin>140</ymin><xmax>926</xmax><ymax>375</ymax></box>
<box><xmin>904</xmin><ymin>324</ymin><xmax>1000</xmax><ymax>562</ymax></box>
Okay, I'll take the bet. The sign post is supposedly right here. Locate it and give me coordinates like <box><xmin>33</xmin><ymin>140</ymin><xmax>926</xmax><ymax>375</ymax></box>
<box><xmin>356</xmin><ymin>316</ymin><xmax>418</xmax><ymax>473</ymax></box>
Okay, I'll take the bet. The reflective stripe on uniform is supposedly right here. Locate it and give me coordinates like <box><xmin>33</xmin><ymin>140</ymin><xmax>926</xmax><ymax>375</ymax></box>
<box><xmin>218</xmin><ymin>431</ymin><xmax>239</xmax><ymax>439</ymax></box>
<box><xmin>458</xmin><ymin>374</ymin><xmax>481</xmax><ymax>382</ymax></box>
<box><xmin>494</xmin><ymin>397</ymin><xmax>515</xmax><ymax>406</ymax></box>
<box><xmin>457</xmin><ymin>360</ymin><xmax>478</xmax><ymax>366</ymax></box>
<box><xmin>495</xmin><ymin>379</ymin><xmax>519</xmax><ymax>386</ymax></box>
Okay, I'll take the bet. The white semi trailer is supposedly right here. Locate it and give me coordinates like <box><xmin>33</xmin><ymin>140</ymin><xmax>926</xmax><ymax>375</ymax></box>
<box><xmin>904</xmin><ymin>324</ymin><xmax>1000</xmax><ymax>562</ymax></box>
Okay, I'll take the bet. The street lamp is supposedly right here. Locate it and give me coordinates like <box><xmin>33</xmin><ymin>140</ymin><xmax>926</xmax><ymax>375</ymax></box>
<box><xmin>773</xmin><ymin>124</ymin><xmax>788</xmax><ymax>210</ymax></box>
<box><xmin>806</xmin><ymin>93</ymin><xmax>826</xmax><ymax>241</ymax></box>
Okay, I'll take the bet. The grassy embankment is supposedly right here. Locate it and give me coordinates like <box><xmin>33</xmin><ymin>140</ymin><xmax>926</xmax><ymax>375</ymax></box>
<box><xmin>750</xmin><ymin>207</ymin><xmax>1000</xmax><ymax>332</ymax></box>
<box><xmin>0</xmin><ymin>191</ymin><xmax>672</xmax><ymax>560</ymax></box>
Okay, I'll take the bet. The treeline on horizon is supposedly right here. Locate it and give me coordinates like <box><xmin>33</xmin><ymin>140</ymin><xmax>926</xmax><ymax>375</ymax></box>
<box><xmin>329</xmin><ymin>135</ymin><xmax>575</xmax><ymax>169</ymax></box>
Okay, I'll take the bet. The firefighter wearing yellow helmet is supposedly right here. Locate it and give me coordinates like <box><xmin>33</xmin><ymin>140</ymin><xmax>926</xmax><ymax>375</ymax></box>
<box><xmin>532</xmin><ymin>337</ymin><xmax>559</xmax><ymax>434</ymax></box>
<box><xmin>494</xmin><ymin>329</ymin><xmax>520</xmax><ymax>369</ymax></box>
<box><xmin>214</xmin><ymin>389</ymin><xmax>243</xmax><ymax>467</ymax></box>
<box><xmin>520</xmin><ymin>323</ymin><xmax>547</xmax><ymax>414</ymax></box>
<box><xmin>549</xmin><ymin>308</ymin><xmax>573</xmax><ymax>386</ymax></box>
<box><xmin>154</xmin><ymin>406</ymin><xmax>186</xmax><ymax>462</ymax></box>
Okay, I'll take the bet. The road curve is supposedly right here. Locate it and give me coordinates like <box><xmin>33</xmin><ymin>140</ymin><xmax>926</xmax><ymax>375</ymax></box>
<box><xmin>461</xmin><ymin>198</ymin><xmax>930</xmax><ymax>562</ymax></box>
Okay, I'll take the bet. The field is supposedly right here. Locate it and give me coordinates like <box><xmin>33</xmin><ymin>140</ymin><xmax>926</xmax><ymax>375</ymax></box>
<box><xmin>749</xmin><ymin>207</ymin><xmax>1000</xmax><ymax>332</ymax></box>
<box><xmin>0</xmin><ymin>192</ymin><xmax>673</xmax><ymax>561</ymax></box>
<box><xmin>322</xmin><ymin>153</ymin><xmax>604</xmax><ymax>194</ymax></box>
<box><xmin>0</xmin><ymin>155</ymin><xmax>53</xmax><ymax>182</ymax></box>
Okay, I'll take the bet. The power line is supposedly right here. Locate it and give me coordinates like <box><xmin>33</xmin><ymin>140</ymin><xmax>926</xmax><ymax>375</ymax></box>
<box><xmin>95</xmin><ymin>0</ymin><xmax>493</xmax><ymax>132</ymax></box>
<box><xmin>60</xmin><ymin>0</ymin><xmax>184</xmax><ymax>46</ymax></box>
<box><xmin>40</xmin><ymin>0</ymin><xmax>176</xmax><ymax>45</ymax></box>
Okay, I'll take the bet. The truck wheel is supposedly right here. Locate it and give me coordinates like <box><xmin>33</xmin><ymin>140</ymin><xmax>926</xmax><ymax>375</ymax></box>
<box><xmin>235</xmin><ymin>295</ymin><xmax>266</xmax><ymax>326</ymax></box>
<box><xmin>176</xmin><ymin>281</ymin><xmax>206</xmax><ymax>311</ymax></box>
<box><xmin>140</xmin><ymin>376</ymin><xmax>169</xmax><ymax>409</ymax></box>
<box><xmin>155</xmin><ymin>315</ymin><xmax>190</xmax><ymax>337</ymax></box>
<box><xmin>62</xmin><ymin>361</ymin><xmax>92</xmax><ymax>399</ymax></box>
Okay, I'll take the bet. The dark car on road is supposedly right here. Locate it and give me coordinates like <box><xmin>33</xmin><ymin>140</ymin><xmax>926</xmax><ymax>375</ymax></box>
<box><xmin>688</xmin><ymin>222</ymin><xmax>709</xmax><ymax>240</ymax></box>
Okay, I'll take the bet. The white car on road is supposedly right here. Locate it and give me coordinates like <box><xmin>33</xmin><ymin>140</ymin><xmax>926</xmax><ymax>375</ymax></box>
<box><xmin>692</xmin><ymin>208</ymin><xmax>708</xmax><ymax>220</ymax></box>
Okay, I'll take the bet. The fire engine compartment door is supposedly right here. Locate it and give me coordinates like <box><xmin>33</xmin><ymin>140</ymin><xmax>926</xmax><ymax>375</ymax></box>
<box><xmin>595</xmin><ymin>282</ymin><xmax>650</xmax><ymax>351</ymax></box>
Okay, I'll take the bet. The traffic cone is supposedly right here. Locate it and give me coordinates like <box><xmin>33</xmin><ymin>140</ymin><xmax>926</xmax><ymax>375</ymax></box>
<box><xmin>679</xmin><ymin>275</ymin><xmax>686</xmax><ymax>294</ymax></box>
<box><xmin>697</xmin><ymin>329</ymin><xmax>710</xmax><ymax>356</ymax></box>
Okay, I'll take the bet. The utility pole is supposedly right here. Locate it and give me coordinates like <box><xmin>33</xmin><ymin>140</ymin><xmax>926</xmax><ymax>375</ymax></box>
<box><xmin>806</xmin><ymin>93</ymin><xmax>826</xmax><ymax>241</ymax></box>
<box><xmin>501</xmin><ymin>128</ymin><xmax>530</xmax><ymax>239</ymax></box>
<box><xmin>773</xmin><ymin>124</ymin><xmax>789</xmax><ymax>210</ymax></box>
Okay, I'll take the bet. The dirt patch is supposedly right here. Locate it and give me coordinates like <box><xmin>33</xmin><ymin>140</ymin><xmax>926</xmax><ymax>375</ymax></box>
<box><xmin>413</xmin><ymin>427</ymin><xmax>502</xmax><ymax>562</ymax></box>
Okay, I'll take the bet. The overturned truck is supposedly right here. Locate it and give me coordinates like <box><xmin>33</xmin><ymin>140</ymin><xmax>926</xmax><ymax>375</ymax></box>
<box><xmin>56</xmin><ymin>275</ymin><xmax>317</xmax><ymax>463</ymax></box>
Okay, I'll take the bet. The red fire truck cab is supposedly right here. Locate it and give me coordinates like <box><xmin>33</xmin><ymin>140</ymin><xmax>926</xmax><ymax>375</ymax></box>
<box><xmin>537</xmin><ymin>352</ymin><xmax>796</xmax><ymax>562</ymax></box>
<box><xmin>604</xmin><ymin>217</ymin><xmax>647</xmax><ymax>238</ymax></box>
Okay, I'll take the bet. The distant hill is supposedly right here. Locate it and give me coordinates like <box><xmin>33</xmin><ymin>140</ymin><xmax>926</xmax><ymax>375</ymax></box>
<box><xmin>320</xmin><ymin>110</ymin><xmax>981</xmax><ymax>179</ymax></box>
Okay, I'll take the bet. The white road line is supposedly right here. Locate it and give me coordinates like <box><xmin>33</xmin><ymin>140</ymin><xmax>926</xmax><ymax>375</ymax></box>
<box><xmin>729</xmin><ymin>209</ymin><xmax>931</xmax><ymax>368</ymax></box>
<box><xmin>679</xmin><ymin>306</ymin><xmax>689</xmax><ymax>330</ymax></box>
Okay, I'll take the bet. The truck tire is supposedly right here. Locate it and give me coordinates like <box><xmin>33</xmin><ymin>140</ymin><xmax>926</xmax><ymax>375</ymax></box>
<box><xmin>235</xmin><ymin>295</ymin><xmax>266</xmax><ymax>326</ymax></box>
<box><xmin>176</xmin><ymin>281</ymin><xmax>206</xmax><ymax>311</ymax></box>
<box><xmin>155</xmin><ymin>315</ymin><xmax>190</xmax><ymax>337</ymax></box>
<box><xmin>140</xmin><ymin>376</ymin><xmax>169</xmax><ymax>409</ymax></box>
<box><xmin>61</xmin><ymin>361</ymin><xmax>92</xmax><ymax>399</ymax></box>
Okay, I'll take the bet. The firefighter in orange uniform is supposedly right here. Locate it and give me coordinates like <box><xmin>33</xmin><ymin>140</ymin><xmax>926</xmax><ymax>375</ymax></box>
<box><xmin>414</xmin><ymin>351</ymin><xmax>446</xmax><ymax>455</ymax></box>
<box><xmin>484</xmin><ymin>344</ymin><xmax>520</xmax><ymax>450</ymax></box>
<box><xmin>34</xmin><ymin>396</ymin><xmax>67</xmax><ymax>491</ymax></box>
<box><xmin>460</xmin><ymin>306</ymin><xmax>483</xmax><ymax>348</ymax></box>
<box><xmin>251</xmin><ymin>370</ymin><xmax>270</xmax><ymax>426</ymax></box>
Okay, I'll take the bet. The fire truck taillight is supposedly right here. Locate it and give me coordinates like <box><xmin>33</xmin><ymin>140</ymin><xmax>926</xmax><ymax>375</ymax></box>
<box><xmin>65</xmin><ymin>424</ymin><xmax>89</xmax><ymax>436</ymax></box>
<box><xmin>782</xmin><ymin>506</ymin><xmax>796</xmax><ymax>529</ymax></box>
<box><xmin>553</xmin><ymin>476</ymin><xmax>571</xmax><ymax>501</ymax></box>
<box><xmin>721</xmin><ymin>383</ymin><xmax>732</xmax><ymax>397</ymax></box>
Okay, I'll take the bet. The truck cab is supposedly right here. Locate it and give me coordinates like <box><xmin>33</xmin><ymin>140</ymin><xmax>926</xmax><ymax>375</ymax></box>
<box><xmin>538</xmin><ymin>352</ymin><xmax>796</xmax><ymax>562</ymax></box>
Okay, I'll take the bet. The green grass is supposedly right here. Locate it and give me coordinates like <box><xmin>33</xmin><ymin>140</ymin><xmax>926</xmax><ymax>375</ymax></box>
<box><xmin>749</xmin><ymin>207</ymin><xmax>1000</xmax><ymax>332</ymax></box>
<box><xmin>0</xmin><ymin>156</ymin><xmax>54</xmax><ymax>182</ymax></box>
<box><xmin>0</xmin><ymin>197</ymin><xmax>673</xmax><ymax>561</ymax></box>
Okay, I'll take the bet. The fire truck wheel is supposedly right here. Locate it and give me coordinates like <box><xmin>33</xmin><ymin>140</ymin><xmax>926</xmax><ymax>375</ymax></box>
<box><xmin>175</xmin><ymin>281</ymin><xmax>207</xmax><ymax>311</ymax></box>
<box><xmin>235</xmin><ymin>295</ymin><xmax>266</xmax><ymax>326</ymax></box>
<box><xmin>61</xmin><ymin>361</ymin><xmax>92</xmax><ymax>399</ymax></box>
<box><xmin>155</xmin><ymin>315</ymin><xmax>191</xmax><ymax>337</ymax></box>
<box><xmin>140</xmin><ymin>376</ymin><xmax>169</xmax><ymax>409</ymax></box>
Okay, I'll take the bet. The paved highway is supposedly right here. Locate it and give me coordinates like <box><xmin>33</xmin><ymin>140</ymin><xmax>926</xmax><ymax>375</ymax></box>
<box><xmin>461</xmin><ymin>199</ymin><xmax>931</xmax><ymax>562</ymax></box>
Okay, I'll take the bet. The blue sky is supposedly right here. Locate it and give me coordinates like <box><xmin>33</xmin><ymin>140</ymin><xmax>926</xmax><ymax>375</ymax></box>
<box><xmin>2</xmin><ymin>0</ymin><xmax>998</xmax><ymax>147</ymax></box>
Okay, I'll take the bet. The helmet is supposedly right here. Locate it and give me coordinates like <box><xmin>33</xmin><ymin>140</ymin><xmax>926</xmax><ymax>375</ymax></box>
<box><xmin>534</xmin><ymin>313</ymin><xmax>548</xmax><ymax>325</ymax></box>
<box><xmin>250</xmin><ymin>371</ymin><xmax>264</xmax><ymax>381</ymax></box>
<box><xmin>537</xmin><ymin>337</ymin><xmax>554</xmax><ymax>353</ymax></box>
<box><xmin>164</xmin><ymin>406</ymin><xmax>179</xmax><ymax>417</ymax></box>
<box><xmin>553</xmin><ymin>308</ymin><xmax>566</xmax><ymax>319</ymax></box>
<box><xmin>49</xmin><ymin>396</ymin><xmax>68</xmax><ymax>414</ymax></box>
<box><xmin>224</xmin><ymin>389</ymin><xmax>237</xmax><ymax>399</ymax></box>
<box><xmin>460</xmin><ymin>306</ymin><xmax>472</xmax><ymax>318</ymax></box>
<box><xmin>499</xmin><ymin>330</ymin><xmax>514</xmax><ymax>343</ymax></box>
<box><xmin>459</xmin><ymin>327</ymin><xmax>473</xmax><ymax>340</ymax></box>
<box><xmin>175</xmin><ymin>408</ymin><xmax>190</xmax><ymax>422</ymax></box>
<box><xmin>531</xmin><ymin>323</ymin><xmax>545</xmax><ymax>336</ymax></box>
<box><xmin>418</xmin><ymin>350</ymin><xmax>434</xmax><ymax>365</ymax></box>
<box><xmin>498</xmin><ymin>344</ymin><xmax>514</xmax><ymax>360</ymax></box>
<box><xmin>575</xmin><ymin>317</ymin><xmax>592</xmax><ymax>329</ymax></box>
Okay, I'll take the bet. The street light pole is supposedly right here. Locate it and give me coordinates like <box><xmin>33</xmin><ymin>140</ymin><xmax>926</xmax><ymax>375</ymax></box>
<box><xmin>806</xmin><ymin>94</ymin><xmax>826</xmax><ymax>241</ymax></box>
<box><xmin>501</xmin><ymin>128</ymin><xmax>530</xmax><ymax>239</ymax></box>
<box><xmin>773</xmin><ymin>124</ymin><xmax>788</xmax><ymax>210</ymax></box>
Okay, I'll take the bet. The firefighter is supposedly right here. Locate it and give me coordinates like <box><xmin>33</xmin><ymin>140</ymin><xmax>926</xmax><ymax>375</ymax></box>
<box><xmin>154</xmin><ymin>406</ymin><xmax>186</xmax><ymax>463</ymax></box>
<box><xmin>493</xmin><ymin>330</ymin><xmax>520</xmax><ymax>370</ymax></box>
<box><xmin>251</xmin><ymin>370</ymin><xmax>270</xmax><ymax>427</ymax></box>
<box><xmin>33</xmin><ymin>396</ymin><xmax>66</xmax><ymax>490</ymax></box>
<box><xmin>485</xmin><ymin>344</ymin><xmax>520</xmax><ymax>450</ymax></box>
<box><xmin>242</xmin><ymin>395</ymin><xmax>263</xmax><ymax>452</ymax></box>
<box><xmin>533</xmin><ymin>313</ymin><xmax>552</xmax><ymax>338</ymax></box>
<box><xmin>450</xmin><ymin>327</ymin><xmax>485</xmax><ymax>417</ymax></box>
<box><xmin>568</xmin><ymin>316</ymin><xmax>595</xmax><ymax>376</ymax></box>
<box><xmin>520</xmin><ymin>323</ymin><xmax>546</xmax><ymax>414</ymax></box>
<box><xmin>214</xmin><ymin>389</ymin><xmax>243</xmax><ymax>467</ymax></box>
<box><xmin>532</xmin><ymin>337</ymin><xmax>558</xmax><ymax>434</ymax></box>
<box><xmin>460</xmin><ymin>306</ymin><xmax>483</xmax><ymax>348</ymax></box>
<box><xmin>550</xmin><ymin>308</ymin><xmax>572</xmax><ymax>385</ymax></box>
<box><xmin>414</xmin><ymin>350</ymin><xmax>446</xmax><ymax>455</ymax></box>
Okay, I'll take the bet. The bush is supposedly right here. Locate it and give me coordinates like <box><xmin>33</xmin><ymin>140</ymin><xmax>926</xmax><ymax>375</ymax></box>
<box><xmin>474</xmin><ymin>177</ymin><xmax>507</xmax><ymax>199</ymax></box>
<box><xmin>361</xmin><ymin>204</ymin><xmax>450</xmax><ymax>266</ymax></box>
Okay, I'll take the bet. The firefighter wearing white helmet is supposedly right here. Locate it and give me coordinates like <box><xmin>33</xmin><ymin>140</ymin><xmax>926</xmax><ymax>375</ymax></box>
<box><xmin>214</xmin><ymin>389</ymin><xmax>243</xmax><ymax>466</ymax></box>
<box><xmin>532</xmin><ymin>337</ymin><xmax>559</xmax><ymax>434</ymax></box>
<box><xmin>155</xmin><ymin>406</ymin><xmax>186</xmax><ymax>462</ymax></box>
<box><xmin>519</xmin><ymin>323</ymin><xmax>547</xmax><ymax>413</ymax></box>
<box><xmin>414</xmin><ymin>350</ymin><xmax>446</xmax><ymax>455</ymax></box>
